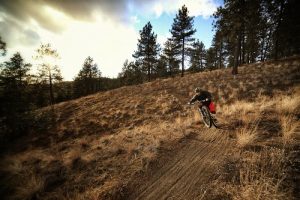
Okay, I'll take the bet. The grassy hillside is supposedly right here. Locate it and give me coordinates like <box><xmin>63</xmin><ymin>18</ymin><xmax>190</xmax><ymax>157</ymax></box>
<box><xmin>1</xmin><ymin>57</ymin><xmax>299</xmax><ymax>199</ymax></box>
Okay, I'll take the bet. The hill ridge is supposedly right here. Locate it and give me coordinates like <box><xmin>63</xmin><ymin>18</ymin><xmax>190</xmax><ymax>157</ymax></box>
<box><xmin>1</xmin><ymin>57</ymin><xmax>299</xmax><ymax>199</ymax></box>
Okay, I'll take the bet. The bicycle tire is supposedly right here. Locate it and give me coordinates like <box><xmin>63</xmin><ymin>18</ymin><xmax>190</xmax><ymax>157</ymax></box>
<box><xmin>211</xmin><ymin>116</ymin><xmax>219</xmax><ymax>128</ymax></box>
<box><xmin>199</xmin><ymin>106</ymin><xmax>212</xmax><ymax>128</ymax></box>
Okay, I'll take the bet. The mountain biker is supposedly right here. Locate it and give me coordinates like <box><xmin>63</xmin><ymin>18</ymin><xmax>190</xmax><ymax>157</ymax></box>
<box><xmin>188</xmin><ymin>88</ymin><xmax>218</xmax><ymax>126</ymax></box>
<box><xmin>188</xmin><ymin>87</ymin><xmax>212</xmax><ymax>108</ymax></box>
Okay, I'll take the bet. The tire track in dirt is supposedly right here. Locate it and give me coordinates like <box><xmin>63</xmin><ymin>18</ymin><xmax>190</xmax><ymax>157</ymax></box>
<box><xmin>131</xmin><ymin>128</ymin><xmax>232</xmax><ymax>200</ymax></box>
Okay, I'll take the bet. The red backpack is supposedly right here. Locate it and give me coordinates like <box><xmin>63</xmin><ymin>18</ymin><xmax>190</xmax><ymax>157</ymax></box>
<box><xmin>209</xmin><ymin>102</ymin><xmax>216</xmax><ymax>114</ymax></box>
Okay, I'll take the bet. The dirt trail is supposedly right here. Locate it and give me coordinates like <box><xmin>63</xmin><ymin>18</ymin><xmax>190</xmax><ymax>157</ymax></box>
<box><xmin>130</xmin><ymin>128</ymin><xmax>233</xmax><ymax>200</ymax></box>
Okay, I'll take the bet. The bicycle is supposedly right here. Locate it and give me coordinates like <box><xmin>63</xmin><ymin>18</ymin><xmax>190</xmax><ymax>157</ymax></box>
<box><xmin>188</xmin><ymin>100</ymin><xmax>218</xmax><ymax>128</ymax></box>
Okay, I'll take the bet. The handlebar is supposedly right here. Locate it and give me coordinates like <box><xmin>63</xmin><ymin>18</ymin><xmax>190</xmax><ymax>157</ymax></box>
<box><xmin>188</xmin><ymin>98</ymin><xmax>210</xmax><ymax>105</ymax></box>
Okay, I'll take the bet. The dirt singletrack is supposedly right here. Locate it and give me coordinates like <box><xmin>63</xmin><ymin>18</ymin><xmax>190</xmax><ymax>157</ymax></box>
<box><xmin>130</xmin><ymin>128</ymin><xmax>234</xmax><ymax>200</ymax></box>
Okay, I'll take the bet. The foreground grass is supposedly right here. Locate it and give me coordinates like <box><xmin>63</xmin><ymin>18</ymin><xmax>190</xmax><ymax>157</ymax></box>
<box><xmin>0</xmin><ymin>115</ymin><xmax>196</xmax><ymax>200</ymax></box>
<box><xmin>203</xmin><ymin>87</ymin><xmax>300</xmax><ymax>200</ymax></box>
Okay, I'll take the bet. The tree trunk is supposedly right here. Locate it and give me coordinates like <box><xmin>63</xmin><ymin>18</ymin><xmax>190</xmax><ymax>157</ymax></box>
<box><xmin>274</xmin><ymin>0</ymin><xmax>285</xmax><ymax>60</ymax></box>
<box><xmin>232</xmin><ymin>33</ymin><xmax>241</xmax><ymax>75</ymax></box>
<box><xmin>200</xmin><ymin>57</ymin><xmax>203</xmax><ymax>70</ymax></box>
<box><xmin>148</xmin><ymin>62</ymin><xmax>151</xmax><ymax>82</ymax></box>
<box><xmin>49</xmin><ymin>72</ymin><xmax>54</xmax><ymax>105</ymax></box>
<box><xmin>181</xmin><ymin>39</ymin><xmax>185</xmax><ymax>77</ymax></box>
<box><xmin>240</xmin><ymin>0</ymin><xmax>245</xmax><ymax>65</ymax></box>
<box><xmin>169</xmin><ymin>61</ymin><xmax>172</xmax><ymax>77</ymax></box>
<box><xmin>219</xmin><ymin>41</ymin><xmax>223</xmax><ymax>69</ymax></box>
<box><xmin>260</xmin><ymin>35</ymin><xmax>265</xmax><ymax>61</ymax></box>
<box><xmin>241</xmin><ymin>31</ymin><xmax>245</xmax><ymax>64</ymax></box>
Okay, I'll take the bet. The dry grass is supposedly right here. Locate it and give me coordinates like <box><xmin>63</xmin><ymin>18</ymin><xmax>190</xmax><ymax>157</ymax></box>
<box><xmin>1</xmin><ymin>157</ymin><xmax>45</xmax><ymax>200</ymax></box>
<box><xmin>225</xmin><ymin>149</ymin><xmax>291</xmax><ymax>200</ymax></box>
<box><xmin>12</xmin><ymin>172</ymin><xmax>45</xmax><ymax>200</ymax></box>
<box><xmin>280</xmin><ymin>115</ymin><xmax>299</xmax><ymax>143</ymax></box>
<box><xmin>276</xmin><ymin>94</ymin><xmax>300</xmax><ymax>114</ymax></box>
<box><xmin>221</xmin><ymin>101</ymin><xmax>256</xmax><ymax>116</ymax></box>
<box><xmin>236</xmin><ymin>124</ymin><xmax>258</xmax><ymax>148</ymax></box>
<box><xmin>1</xmin><ymin>57</ymin><xmax>299</xmax><ymax>199</ymax></box>
<box><xmin>204</xmin><ymin>75</ymin><xmax>299</xmax><ymax>199</ymax></box>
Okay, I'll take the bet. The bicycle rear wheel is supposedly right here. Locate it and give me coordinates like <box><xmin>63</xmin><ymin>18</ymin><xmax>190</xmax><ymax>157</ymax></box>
<box><xmin>199</xmin><ymin>106</ymin><xmax>212</xmax><ymax>128</ymax></box>
<box><xmin>211</xmin><ymin>115</ymin><xmax>219</xmax><ymax>128</ymax></box>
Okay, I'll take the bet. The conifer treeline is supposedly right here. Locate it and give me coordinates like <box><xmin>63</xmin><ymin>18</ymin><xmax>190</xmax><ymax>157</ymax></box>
<box><xmin>211</xmin><ymin>0</ymin><xmax>300</xmax><ymax>74</ymax></box>
<box><xmin>0</xmin><ymin>41</ymin><xmax>121</xmax><ymax>142</ymax></box>
<box><xmin>120</xmin><ymin>1</ymin><xmax>300</xmax><ymax>82</ymax></box>
<box><xmin>120</xmin><ymin>5</ymin><xmax>197</xmax><ymax>84</ymax></box>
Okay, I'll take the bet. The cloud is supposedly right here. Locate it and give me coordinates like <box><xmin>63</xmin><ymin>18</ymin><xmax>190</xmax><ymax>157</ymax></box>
<box><xmin>0</xmin><ymin>0</ymin><xmax>151</xmax><ymax>31</ymax></box>
<box><xmin>157</xmin><ymin>33</ymin><xmax>171</xmax><ymax>48</ymax></box>
<box><xmin>0</xmin><ymin>0</ymin><xmax>67</xmax><ymax>33</ymax></box>
<box><xmin>0</xmin><ymin>0</ymin><xmax>219</xmax><ymax>34</ymax></box>
<box><xmin>20</xmin><ymin>29</ymin><xmax>40</xmax><ymax>46</ymax></box>
<box><xmin>0</xmin><ymin>0</ymin><xmax>219</xmax><ymax>48</ymax></box>
<box><xmin>179</xmin><ymin>0</ymin><xmax>219</xmax><ymax>18</ymax></box>
<box><xmin>50</xmin><ymin>17</ymin><xmax>139</xmax><ymax>80</ymax></box>
<box><xmin>146</xmin><ymin>0</ymin><xmax>219</xmax><ymax>18</ymax></box>
<box><xmin>0</xmin><ymin>15</ymin><xmax>40</xmax><ymax>48</ymax></box>
<box><xmin>0</xmin><ymin>0</ymin><xmax>219</xmax><ymax>80</ymax></box>
<box><xmin>1</xmin><ymin>13</ymin><xmax>139</xmax><ymax>80</ymax></box>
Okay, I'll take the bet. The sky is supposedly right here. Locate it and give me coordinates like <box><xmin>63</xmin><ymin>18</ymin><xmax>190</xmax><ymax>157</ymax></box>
<box><xmin>0</xmin><ymin>0</ymin><xmax>223</xmax><ymax>81</ymax></box>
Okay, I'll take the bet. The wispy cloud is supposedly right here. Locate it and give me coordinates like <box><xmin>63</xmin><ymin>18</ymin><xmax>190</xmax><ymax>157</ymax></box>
<box><xmin>0</xmin><ymin>0</ymin><xmax>219</xmax><ymax>79</ymax></box>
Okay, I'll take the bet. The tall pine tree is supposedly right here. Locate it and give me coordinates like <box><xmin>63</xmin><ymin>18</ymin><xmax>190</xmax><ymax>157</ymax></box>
<box><xmin>214</xmin><ymin>0</ymin><xmax>246</xmax><ymax>74</ymax></box>
<box><xmin>34</xmin><ymin>43</ymin><xmax>62</xmax><ymax>105</ymax></box>
<box><xmin>170</xmin><ymin>5</ymin><xmax>196</xmax><ymax>77</ymax></box>
<box><xmin>133</xmin><ymin>22</ymin><xmax>159</xmax><ymax>82</ymax></box>
<box><xmin>212</xmin><ymin>0</ymin><xmax>300</xmax><ymax>71</ymax></box>
<box><xmin>73</xmin><ymin>56</ymin><xmax>101</xmax><ymax>97</ymax></box>
<box><xmin>0</xmin><ymin>52</ymin><xmax>31</xmax><ymax>138</ymax></box>
<box><xmin>189</xmin><ymin>40</ymin><xmax>206</xmax><ymax>72</ymax></box>
<box><xmin>162</xmin><ymin>39</ymin><xmax>180</xmax><ymax>76</ymax></box>
<box><xmin>118</xmin><ymin>59</ymin><xmax>143</xmax><ymax>85</ymax></box>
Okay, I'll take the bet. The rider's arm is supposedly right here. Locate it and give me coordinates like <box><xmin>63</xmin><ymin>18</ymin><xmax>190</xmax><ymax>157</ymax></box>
<box><xmin>189</xmin><ymin>94</ymin><xmax>199</xmax><ymax>104</ymax></box>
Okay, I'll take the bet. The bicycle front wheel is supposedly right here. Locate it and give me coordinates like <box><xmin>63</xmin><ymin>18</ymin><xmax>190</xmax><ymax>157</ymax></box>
<box><xmin>199</xmin><ymin>106</ymin><xmax>212</xmax><ymax>128</ymax></box>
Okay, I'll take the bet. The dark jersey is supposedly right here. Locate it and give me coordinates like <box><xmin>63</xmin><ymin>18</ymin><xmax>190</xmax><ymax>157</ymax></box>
<box><xmin>190</xmin><ymin>90</ymin><xmax>212</xmax><ymax>104</ymax></box>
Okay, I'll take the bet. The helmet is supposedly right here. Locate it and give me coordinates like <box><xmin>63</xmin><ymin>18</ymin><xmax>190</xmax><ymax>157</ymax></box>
<box><xmin>195</xmin><ymin>87</ymin><xmax>201</xmax><ymax>93</ymax></box>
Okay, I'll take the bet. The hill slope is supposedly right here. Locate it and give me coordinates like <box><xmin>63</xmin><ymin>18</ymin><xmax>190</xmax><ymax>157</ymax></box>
<box><xmin>1</xmin><ymin>57</ymin><xmax>300</xmax><ymax>199</ymax></box>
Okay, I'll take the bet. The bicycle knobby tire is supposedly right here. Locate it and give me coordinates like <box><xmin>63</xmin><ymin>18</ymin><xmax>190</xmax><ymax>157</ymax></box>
<box><xmin>199</xmin><ymin>106</ymin><xmax>212</xmax><ymax>128</ymax></box>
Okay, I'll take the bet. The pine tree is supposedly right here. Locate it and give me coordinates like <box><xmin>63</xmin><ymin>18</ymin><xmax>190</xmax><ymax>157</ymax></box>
<box><xmin>156</xmin><ymin>56</ymin><xmax>168</xmax><ymax>78</ymax></box>
<box><xmin>212</xmin><ymin>30</ymin><xmax>228</xmax><ymax>68</ymax></box>
<box><xmin>266</xmin><ymin>0</ymin><xmax>300</xmax><ymax>59</ymax></box>
<box><xmin>189</xmin><ymin>40</ymin><xmax>206</xmax><ymax>72</ymax></box>
<box><xmin>74</xmin><ymin>56</ymin><xmax>101</xmax><ymax>97</ymax></box>
<box><xmin>244</xmin><ymin>0</ymin><xmax>261</xmax><ymax>63</ymax></box>
<box><xmin>0</xmin><ymin>52</ymin><xmax>31</xmax><ymax>138</ymax></box>
<box><xmin>170</xmin><ymin>5</ymin><xmax>196</xmax><ymax>77</ymax></box>
<box><xmin>206</xmin><ymin>47</ymin><xmax>217</xmax><ymax>69</ymax></box>
<box><xmin>119</xmin><ymin>59</ymin><xmax>143</xmax><ymax>85</ymax></box>
<box><xmin>162</xmin><ymin>39</ymin><xmax>180</xmax><ymax>76</ymax></box>
<box><xmin>213</xmin><ymin>0</ymin><xmax>246</xmax><ymax>74</ymax></box>
<box><xmin>212</xmin><ymin>0</ymin><xmax>300</xmax><ymax>70</ymax></box>
<box><xmin>133</xmin><ymin>22</ymin><xmax>160</xmax><ymax>82</ymax></box>
<box><xmin>34</xmin><ymin>43</ymin><xmax>62</xmax><ymax>105</ymax></box>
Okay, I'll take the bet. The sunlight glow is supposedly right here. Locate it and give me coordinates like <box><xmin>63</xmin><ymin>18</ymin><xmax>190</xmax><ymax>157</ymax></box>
<box><xmin>154</xmin><ymin>3</ymin><xmax>164</xmax><ymax>17</ymax></box>
<box><xmin>46</xmin><ymin>12</ymin><xmax>139</xmax><ymax>80</ymax></box>
<box><xmin>1</xmin><ymin>0</ymin><xmax>219</xmax><ymax>80</ymax></box>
